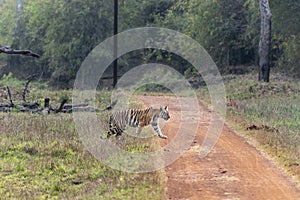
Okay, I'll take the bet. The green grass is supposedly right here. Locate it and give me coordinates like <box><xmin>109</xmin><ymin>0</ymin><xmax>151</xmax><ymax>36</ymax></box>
<box><xmin>0</xmin><ymin>113</ymin><xmax>165</xmax><ymax>199</ymax></box>
<box><xmin>0</xmin><ymin>77</ymin><xmax>165</xmax><ymax>199</ymax></box>
<box><xmin>197</xmin><ymin>72</ymin><xmax>300</xmax><ymax>181</ymax></box>
<box><xmin>239</xmin><ymin>97</ymin><xmax>300</xmax><ymax>132</ymax></box>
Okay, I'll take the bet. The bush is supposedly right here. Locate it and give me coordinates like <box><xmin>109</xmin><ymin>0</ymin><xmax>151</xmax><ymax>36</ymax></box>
<box><xmin>276</xmin><ymin>35</ymin><xmax>300</xmax><ymax>77</ymax></box>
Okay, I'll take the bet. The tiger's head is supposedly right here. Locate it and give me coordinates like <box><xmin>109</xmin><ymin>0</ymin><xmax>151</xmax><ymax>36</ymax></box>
<box><xmin>160</xmin><ymin>106</ymin><xmax>170</xmax><ymax>121</ymax></box>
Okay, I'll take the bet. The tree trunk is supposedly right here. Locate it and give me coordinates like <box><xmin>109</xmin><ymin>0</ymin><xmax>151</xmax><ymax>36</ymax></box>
<box><xmin>258</xmin><ymin>0</ymin><xmax>272</xmax><ymax>82</ymax></box>
<box><xmin>113</xmin><ymin>0</ymin><xmax>118</xmax><ymax>88</ymax></box>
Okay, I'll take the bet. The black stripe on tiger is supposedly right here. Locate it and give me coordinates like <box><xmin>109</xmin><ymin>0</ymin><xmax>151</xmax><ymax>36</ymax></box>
<box><xmin>107</xmin><ymin>106</ymin><xmax>170</xmax><ymax>139</ymax></box>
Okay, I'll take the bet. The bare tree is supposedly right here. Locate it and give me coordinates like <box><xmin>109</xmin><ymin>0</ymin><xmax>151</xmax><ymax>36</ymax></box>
<box><xmin>258</xmin><ymin>0</ymin><xmax>272</xmax><ymax>82</ymax></box>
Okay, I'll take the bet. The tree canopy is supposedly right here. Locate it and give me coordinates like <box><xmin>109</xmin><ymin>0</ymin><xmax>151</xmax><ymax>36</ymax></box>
<box><xmin>0</xmin><ymin>0</ymin><xmax>299</xmax><ymax>87</ymax></box>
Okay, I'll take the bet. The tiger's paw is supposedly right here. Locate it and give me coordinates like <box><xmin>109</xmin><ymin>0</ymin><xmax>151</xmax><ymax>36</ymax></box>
<box><xmin>100</xmin><ymin>136</ymin><xmax>106</xmax><ymax>140</ymax></box>
<box><xmin>160</xmin><ymin>135</ymin><xmax>168</xmax><ymax>139</ymax></box>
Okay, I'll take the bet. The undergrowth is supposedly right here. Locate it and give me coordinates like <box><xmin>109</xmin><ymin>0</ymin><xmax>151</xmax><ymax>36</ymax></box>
<box><xmin>0</xmin><ymin>75</ymin><xmax>165</xmax><ymax>199</ymax></box>
<box><xmin>198</xmin><ymin>72</ymin><xmax>300</xmax><ymax>182</ymax></box>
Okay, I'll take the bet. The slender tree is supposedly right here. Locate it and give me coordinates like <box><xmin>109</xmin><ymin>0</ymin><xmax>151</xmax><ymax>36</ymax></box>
<box><xmin>15</xmin><ymin>0</ymin><xmax>23</xmax><ymax>38</ymax></box>
<box><xmin>258</xmin><ymin>0</ymin><xmax>272</xmax><ymax>82</ymax></box>
<box><xmin>113</xmin><ymin>0</ymin><xmax>118</xmax><ymax>88</ymax></box>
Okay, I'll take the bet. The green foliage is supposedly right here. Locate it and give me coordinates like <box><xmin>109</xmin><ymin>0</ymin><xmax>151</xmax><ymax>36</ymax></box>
<box><xmin>275</xmin><ymin>35</ymin><xmax>300</xmax><ymax>77</ymax></box>
<box><xmin>3</xmin><ymin>0</ymin><xmax>114</xmax><ymax>87</ymax></box>
<box><xmin>0</xmin><ymin>90</ymin><xmax>165</xmax><ymax>199</ymax></box>
<box><xmin>0</xmin><ymin>0</ymin><xmax>17</xmax><ymax>63</ymax></box>
<box><xmin>1</xmin><ymin>0</ymin><xmax>299</xmax><ymax>86</ymax></box>
<box><xmin>0</xmin><ymin>72</ymin><xmax>25</xmax><ymax>87</ymax></box>
<box><xmin>270</xmin><ymin>0</ymin><xmax>300</xmax><ymax>77</ymax></box>
<box><xmin>184</xmin><ymin>0</ymin><xmax>251</xmax><ymax>67</ymax></box>
<box><xmin>271</xmin><ymin>0</ymin><xmax>300</xmax><ymax>37</ymax></box>
<box><xmin>0</xmin><ymin>0</ymin><xmax>16</xmax><ymax>45</ymax></box>
<box><xmin>242</xmin><ymin>0</ymin><xmax>260</xmax><ymax>61</ymax></box>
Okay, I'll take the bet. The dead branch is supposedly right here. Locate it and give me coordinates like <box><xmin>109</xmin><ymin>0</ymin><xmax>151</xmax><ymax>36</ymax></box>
<box><xmin>63</xmin><ymin>103</ymin><xmax>88</xmax><ymax>110</ymax></box>
<box><xmin>6</xmin><ymin>86</ymin><xmax>14</xmax><ymax>107</ymax></box>
<box><xmin>41</xmin><ymin>98</ymin><xmax>51</xmax><ymax>114</ymax></box>
<box><xmin>69</xmin><ymin>106</ymin><xmax>99</xmax><ymax>113</ymax></box>
<box><xmin>44</xmin><ymin>98</ymin><xmax>50</xmax><ymax>108</ymax></box>
<box><xmin>56</xmin><ymin>98</ymin><xmax>68</xmax><ymax>113</ymax></box>
<box><xmin>22</xmin><ymin>74</ymin><xmax>36</xmax><ymax>102</ymax></box>
<box><xmin>103</xmin><ymin>100</ymin><xmax>118</xmax><ymax>111</ymax></box>
<box><xmin>57</xmin><ymin>103</ymin><xmax>98</xmax><ymax>113</ymax></box>
<box><xmin>0</xmin><ymin>46</ymin><xmax>40</xmax><ymax>58</ymax></box>
<box><xmin>0</xmin><ymin>89</ymin><xmax>104</xmax><ymax>114</ymax></box>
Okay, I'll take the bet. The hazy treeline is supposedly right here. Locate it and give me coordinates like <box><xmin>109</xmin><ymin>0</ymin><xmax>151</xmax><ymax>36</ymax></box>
<box><xmin>0</xmin><ymin>0</ymin><xmax>299</xmax><ymax>88</ymax></box>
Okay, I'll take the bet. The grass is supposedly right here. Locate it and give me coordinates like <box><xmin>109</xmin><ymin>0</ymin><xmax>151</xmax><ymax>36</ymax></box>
<box><xmin>197</xmin><ymin>72</ymin><xmax>300</xmax><ymax>183</ymax></box>
<box><xmin>0</xmin><ymin>75</ymin><xmax>165</xmax><ymax>199</ymax></box>
<box><xmin>0</xmin><ymin>114</ymin><xmax>165</xmax><ymax>200</ymax></box>
<box><xmin>4</xmin><ymin>69</ymin><xmax>299</xmax><ymax>197</ymax></box>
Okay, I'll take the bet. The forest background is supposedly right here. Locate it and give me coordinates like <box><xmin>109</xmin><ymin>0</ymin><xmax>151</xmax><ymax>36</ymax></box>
<box><xmin>0</xmin><ymin>0</ymin><xmax>299</xmax><ymax>88</ymax></box>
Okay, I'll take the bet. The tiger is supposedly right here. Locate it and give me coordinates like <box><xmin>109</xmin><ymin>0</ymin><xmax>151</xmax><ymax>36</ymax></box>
<box><xmin>107</xmin><ymin>106</ymin><xmax>170</xmax><ymax>139</ymax></box>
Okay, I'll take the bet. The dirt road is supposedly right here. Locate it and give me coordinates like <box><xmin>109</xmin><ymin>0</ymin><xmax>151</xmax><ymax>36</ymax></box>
<box><xmin>139</xmin><ymin>96</ymin><xmax>300</xmax><ymax>200</ymax></box>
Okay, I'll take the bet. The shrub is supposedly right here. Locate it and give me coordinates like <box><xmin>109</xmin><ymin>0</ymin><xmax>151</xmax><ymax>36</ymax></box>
<box><xmin>276</xmin><ymin>35</ymin><xmax>300</xmax><ymax>77</ymax></box>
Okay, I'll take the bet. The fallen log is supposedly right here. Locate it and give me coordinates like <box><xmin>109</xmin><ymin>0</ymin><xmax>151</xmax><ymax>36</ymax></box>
<box><xmin>0</xmin><ymin>98</ymin><xmax>98</xmax><ymax>113</ymax></box>
<box><xmin>67</xmin><ymin>106</ymin><xmax>99</xmax><ymax>113</ymax></box>
<box><xmin>0</xmin><ymin>86</ymin><xmax>112</xmax><ymax>113</ymax></box>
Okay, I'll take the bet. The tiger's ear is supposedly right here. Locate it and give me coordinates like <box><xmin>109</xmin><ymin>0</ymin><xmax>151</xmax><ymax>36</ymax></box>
<box><xmin>164</xmin><ymin>106</ymin><xmax>168</xmax><ymax>111</ymax></box>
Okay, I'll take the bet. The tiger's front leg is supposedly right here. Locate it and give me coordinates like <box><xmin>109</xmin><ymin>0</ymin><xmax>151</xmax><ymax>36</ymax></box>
<box><xmin>136</xmin><ymin>126</ymin><xmax>143</xmax><ymax>135</ymax></box>
<box><xmin>151</xmin><ymin>122</ymin><xmax>168</xmax><ymax>139</ymax></box>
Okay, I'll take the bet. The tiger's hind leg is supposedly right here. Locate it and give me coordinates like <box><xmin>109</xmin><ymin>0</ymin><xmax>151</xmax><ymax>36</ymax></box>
<box><xmin>107</xmin><ymin>125</ymin><xmax>124</xmax><ymax>139</ymax></box>
<box><xmin>107</xmin><ymin>115</ymin><xmax>123</xmax><ymax>138</ymax></box>
<box><xmin>106</xmin><ymin>131</ymin><xmax>113</xmax><ymax>139</ymax></box>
